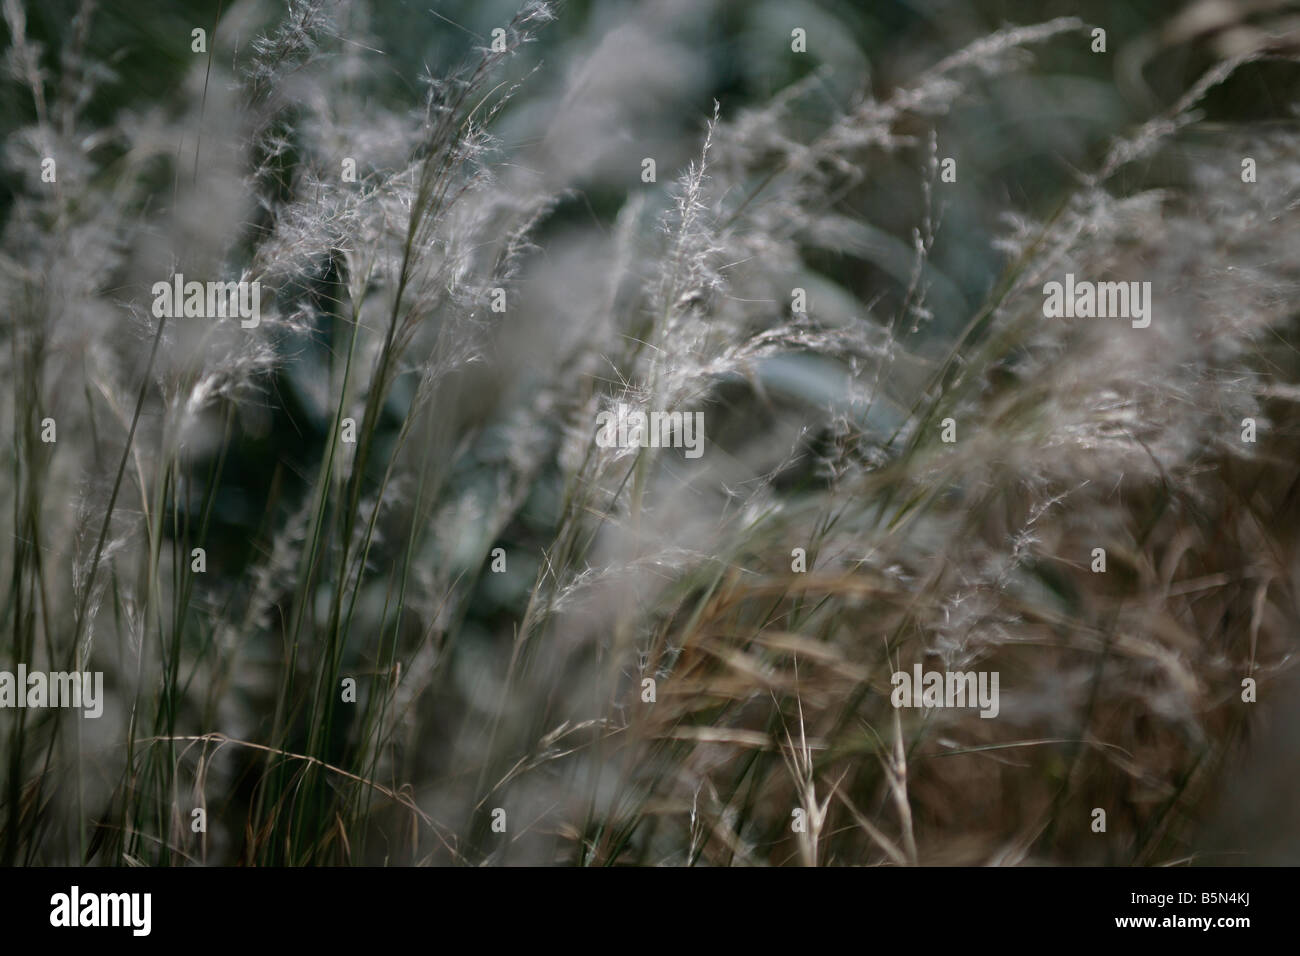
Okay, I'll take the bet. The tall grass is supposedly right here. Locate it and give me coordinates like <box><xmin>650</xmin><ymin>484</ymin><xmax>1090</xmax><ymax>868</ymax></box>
<box><xmin>2</xmin><ymin>0</ymin><xmax>1299</xmax><ymax>865</ymax></box>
